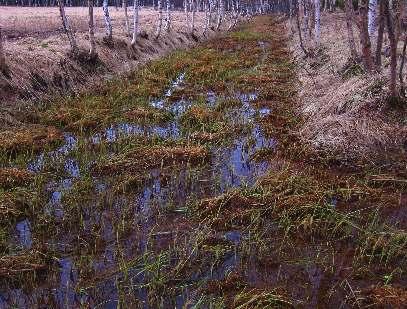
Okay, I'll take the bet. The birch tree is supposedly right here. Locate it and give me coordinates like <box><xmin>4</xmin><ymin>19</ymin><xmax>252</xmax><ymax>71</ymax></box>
<box><xmin>57</xmin><ymin>0</ymin><xmax>79</xmax><ymax>54</ymax></box>
<box><xmin>314</xmin><ymin>0</ymin><xmax>320</xmax><ymax>47</ymax></box>
<box><xmin>216</xmin><ymin>0</ymin><xmax>225</xmax><ymax>30</ymax></box>
<box><xmin>375</xmin><ymin>0</ymin><xmax>385</xmax><ymax>67</ymax></box>
<box><xmin>384</xmin><ymin>0</ymin><xmax>400</xmax><ymax>97</ymax></box>
<box><xmin>88</xmin><ymin>0</ymin><xmax>97</xmax><ymax>58</ymax></box>
<box><xmin>123</xmin><ymin>0</ymin><xmax>130</xmax><ymax>36</ymax></box>
<box><xmin>164</xmin><ymin>0</ymin><xmax>171</xmax><ymax>32</ymax></box>
<box><xmin>191</xmin><ymin>0</ymin><xmax>196</xmax><ymax>32</ymax></box>
<box><xmin>358</xmin><ymin>0</ymin><xmax>374</xmax><ymax>72</ymax></box>
<box><xmin>203</xmin><ymin>0</ymin><xmax>210</xmax><ymax>34</ymax></box>
<box><xmin>344</xmin><ymin>0</ymin><xmax>358</xmax><ymax>60</ymax></box>
<box><xmin>131</xmin><ymin>0</ymin><xmax>139</xmax><ymax>45</ymax></box>
<box><xmin>368</xmin><ymin>0</ymin><xmax>377</xmax><ymax>37</ymax></box>
<box><xmin>0</xmin><ymin>26</ymin><xmax>7</xmax><ymax>73</ymax></box>
<box><xmin>185</xmin><ymin>0</ymin><xmax>191</xmax><ymax>31</ymax></box>
<box><xmin>155</xmin><ymin>0</ymin><xmax>163</xmax><ymax>38</ymax></box>
<box><xmin>103</xmin><ymin>0</ymin><xmax>113</xmax><ymax>40</ymax></box>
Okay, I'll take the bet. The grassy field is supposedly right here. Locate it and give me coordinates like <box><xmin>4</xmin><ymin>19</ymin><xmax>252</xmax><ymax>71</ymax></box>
<box><xmin>0</xmin><ymin>14</ymin><xmax>406</xmax><ymax>308</ymax></box>
<box><xmin>0</xmin><ymin>6</ymin><xmax>204</xmax><ymax>38</ymax></box>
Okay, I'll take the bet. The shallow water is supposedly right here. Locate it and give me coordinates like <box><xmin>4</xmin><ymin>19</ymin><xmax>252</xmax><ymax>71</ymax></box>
<box><xmin>2</xmin><ymin>69</ymin><xmax>275</xmax><ymax>307</ymax></box>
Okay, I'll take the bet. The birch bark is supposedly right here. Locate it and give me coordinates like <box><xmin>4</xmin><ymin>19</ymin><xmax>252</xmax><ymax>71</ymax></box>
<box><xmin>88</xmin><ymin>0</ymin><xmax>97</xmax><ymax>57</ymax></box>
<box><xmin>103</xmin><ymin>0</ymin><xmax>113</xmax><ymax>39</ymax></box>
<box><xmin>164</xmin><ymin>0</ymin><xmax>171</xmax><ymax>32</ymax></box>
<box><xmin>344</xmin><ymin>0</ymin><xmax>358</xmax><ymax>60</ymax></box>
<box><xmin>359</xmin><ymin>0</ymin><xmax>374</xmax><ymax>71</ymax></box>
<box><xmin>216</xmin><ymin>0</ymin><xmax>224</xmax><ymax>30</ymax></box>
<box><xmin>123</xmin><ymin>0</ymin><xmax>130</xmax><ymax>36</ymax></box>
<box><xmin>131</xmin><ymin>0</ymin><xmax>139</xmax><ymax>45</ymax></box>
<box><xmin>368</xmin><ymin>0</ymin><xmax>377</xmax><ymax>37</ymax></box>
<box><xmin>155</xmin><ymin>0</ymin><xmax>163</xmax><ymax>38</ymax></box>
<box><xmin>57</xmin><ymin>0</ymin><xmax>79</xmax><ymax>54</ymax></box>
<box><xmin>314</xmin><ymin>0</ymin><xmax>320</xmax><ymax>47</ymax></box>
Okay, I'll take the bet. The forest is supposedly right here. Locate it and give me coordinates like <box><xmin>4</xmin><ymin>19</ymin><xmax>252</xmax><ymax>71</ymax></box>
<box><xmin>0</xmin><ymin>0</ymin><xmax>406</xmax><ymax>308</ymax></box>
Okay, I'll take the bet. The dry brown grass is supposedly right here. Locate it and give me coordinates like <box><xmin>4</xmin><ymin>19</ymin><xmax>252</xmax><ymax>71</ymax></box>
<box><xmin>0</xmin><ymin>6</ymin><xmax>237</xmax><ymax>113</ymax></box>
<box><xmin>95</xmin><ymin>145</ymin><xmax>209</xmax><ymax>175</ymax></box>
<box><xmin>0</xmin><ymin>167</ymin><xmax>33</xmax><ymax>189</ymax></box>
<box><xmin>288</xmin><ymin>12</ymin><xmax>407</xmax><ymax>160</ymax></box>
<box><xmin>0</xmin><ymin>6</ymin><xmax>203</xmax><ymax>38</ymax></box>
<box><xmin>0</xmin><ymin>125</ymin><xmax>63</xmax><ymax>153</ymax></box>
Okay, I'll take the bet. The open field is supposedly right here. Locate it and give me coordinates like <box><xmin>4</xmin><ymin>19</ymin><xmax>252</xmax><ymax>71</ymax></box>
<box><xmin>0</xmin><ymin>6</ymin><xmax>200</xmax><ymax>39</ymax></box>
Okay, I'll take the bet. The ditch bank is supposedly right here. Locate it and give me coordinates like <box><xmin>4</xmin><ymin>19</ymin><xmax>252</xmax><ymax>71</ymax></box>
<box><xmin>0</xmin><ymin>24</ymin><xmax>227</xmax><ymax>124</ymax></box>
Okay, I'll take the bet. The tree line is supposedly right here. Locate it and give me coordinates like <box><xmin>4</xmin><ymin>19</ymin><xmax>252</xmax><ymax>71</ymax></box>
<box><xmin>0</xmin><ymin>0</ymin><xmax>282</xmax><ymax>73</ymax></box>
<box><xmin>291</xmin><ymin>0</ymin><xmax>407</xmax><ymax>98</ymax></box>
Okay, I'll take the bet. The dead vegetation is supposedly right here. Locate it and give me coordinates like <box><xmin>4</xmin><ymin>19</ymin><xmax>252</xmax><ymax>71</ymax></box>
<box><xmin>0</xmin><ymin>125</ymin><xmax>62</xmax><ymax>154</ymax></box>
<box><xmin>288</xmin><ymin>12</ymin><xmax>407</xmax><ymax>161</ymax></box>
<box><xmin>0</xmin><ymin>168</ymin><xmax>33</xmax><ymax>189</ymax></box>
<box><xmin>95</xmin><ymin>145</ymin><xmax>209</xmax><ymax>175</ymax></box>
<box><xmin>0</xmin><ymin>6</ymin><xmax>229</xmax><ymax>115</ymax></box>
<box><xmin>0</xmin><ymin>252</ymin><xmax>46</xmax><ymax>278</ymax></box>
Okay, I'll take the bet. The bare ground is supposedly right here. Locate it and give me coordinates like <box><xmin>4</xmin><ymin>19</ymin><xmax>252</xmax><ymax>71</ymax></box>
<box><xmin>0</xmin><ymin>6</ymin><xmax>235</xmax><ymax>125</ymax></box>
<box><xmin>288</xmin><ymin>12</ymin><xmax>407</xmax><ymax>162</ymax></box>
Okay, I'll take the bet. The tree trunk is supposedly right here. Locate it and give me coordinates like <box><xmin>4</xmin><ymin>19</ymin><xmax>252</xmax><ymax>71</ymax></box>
<box><xmin>375</xmin><ymin>0</ymin><xmax>384</xmax><ymax>68</ymax></box>
<box><xmin>184</xmin><ymin>0</ymin><xmax>191</xmax><ymax>31</ymax></box>
<box><xmin>203</xmin><ymin>0</ymin><xmax>210</xmax><ymax>34</ymax></box>
<box><xmin>131</xmin><ymin>0</ymin><xmax>139</xmax><ymax>45</ymax></box>
<box><xmin>155</xmin><ymin>0</ymin><xmax>163</xmax><ymax>38</ymax></box>
<box><xmin>123</xmin><ymin>0</ymin><xmax>130</xmax><ymax>36</ymax></box>
<box><xmin>164</xmin><ymin>0</ymin><xmax>171</xmax><ymax>32</ymax></box>
<box><xmin>399</xmin><ymin>35</ymin><xmax>407</xmax><ymax>96</ymax></box>
<box><xmin>88</xmin><ymin>0</ymin><xmax>97</xmax><ymax>57</ymax></box>
<box><xmin>359</xmin><ymin>0</ymin><xmax>374</xmax><ymax>71</ymax></box>
<box><xmin>296</xmin><ymin>2</ymin><xmax>309</xmax><ymax>56</ymax></box>
<box><xmin>384</xmin><ymin>0</ymin><xmax>399</xmax><ymax>97</ymax></box>
<box><xmin>103</xmin><ymin>0</ymin><xmax>113</xmax><ymax>39</ymax></box>
<box><xmin>216</xmin><ymin>0</ymin><xmax>224</xmax><ymax>30</ymax></box>
<box><xmin>191</xmin><ymin>0</ymin><xmax>196</xmax><ymax>32</ymax></box>
<box><xmin>0</xmin><ymin>27</ymin><xmax>7</xmax><ymax>73</ymax></box>
<box><xmin>368</xmin><ymin>0</ymin><xmax>377</xmax><ymax>37</ymax></box>
<box><xmin>57</xmin><ymin>0</ymin><xmax>79</xmax><ymax>54</ymax></box>
<box><xmin>314</xmin><ymin>0</ymin><xmax>320</xmax><ymax>47</ymax></box>
<box><xmin>344</xmin><ymin>0</ymin><xmax>358</xmax><ymax>60</ymax></box>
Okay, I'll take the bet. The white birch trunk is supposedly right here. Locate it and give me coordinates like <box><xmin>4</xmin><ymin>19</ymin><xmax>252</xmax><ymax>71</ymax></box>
<box><xmin>314</xmin><ymin>0</ymin><xmax>320</xmax><ymax>47</ymax></box>
<box><xmin>302</xmin><ymin>0</ymin><xmax>309</xmax><ymax>41</ymax></box>
<box><xmin>131</xmin><ymin>0</ymin><xmax>139</xmax><ymax>45</ymax></box>
<box><xmin>184</xmin><ymin>0</ymin><xmax>191</xmax><ymax>31</ymax></box>
<box><xmin>203</xmin><ymin>0</ymin><xmax>209</xmax><ymax>34</ymax></box>
<box><xmin>155</xmin><ymin>0</ymin><xmax>163</xmax><ymax>38</ymax></box>
<box><xmin>228</xmin><ymin>0</ymin><xmax>238</xmax><ymax>30</ymax></box>
<box><xmin>191</xmin><ymin>0</ymin><xmax>195</xmax><ymax>32</ymax></box>
<box><xmin>123</xmin><ymin>0</ymin><xmax>130</xmax><ymax>36</ymax></box>
<box><xmin>88</xmin><ymin>0</ymin><xmax>97</xmax><ymax>57</ymax></box>
<box><xmin>164</xmin><ymin>0</ymin><xmax>171</xmax><ymax>32</ymax></box>
<box><xmin>103</xmin><ymin>0</ymin><xmax>113</xmax><ymax>39</ymax></box>
<box><xmin>368</xmin><ymin>0</ymin><xmax>377</xmax><ymax>37</ymax></box>
<box><xmin>57</xmin><ymin>0</ymin><xmax>78</xmax><ymax>54</ymax></box>
<box><xmin>216</xmin><ymin>0</ymin><xmax>224</xmax><ymax>30</ymax></box>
